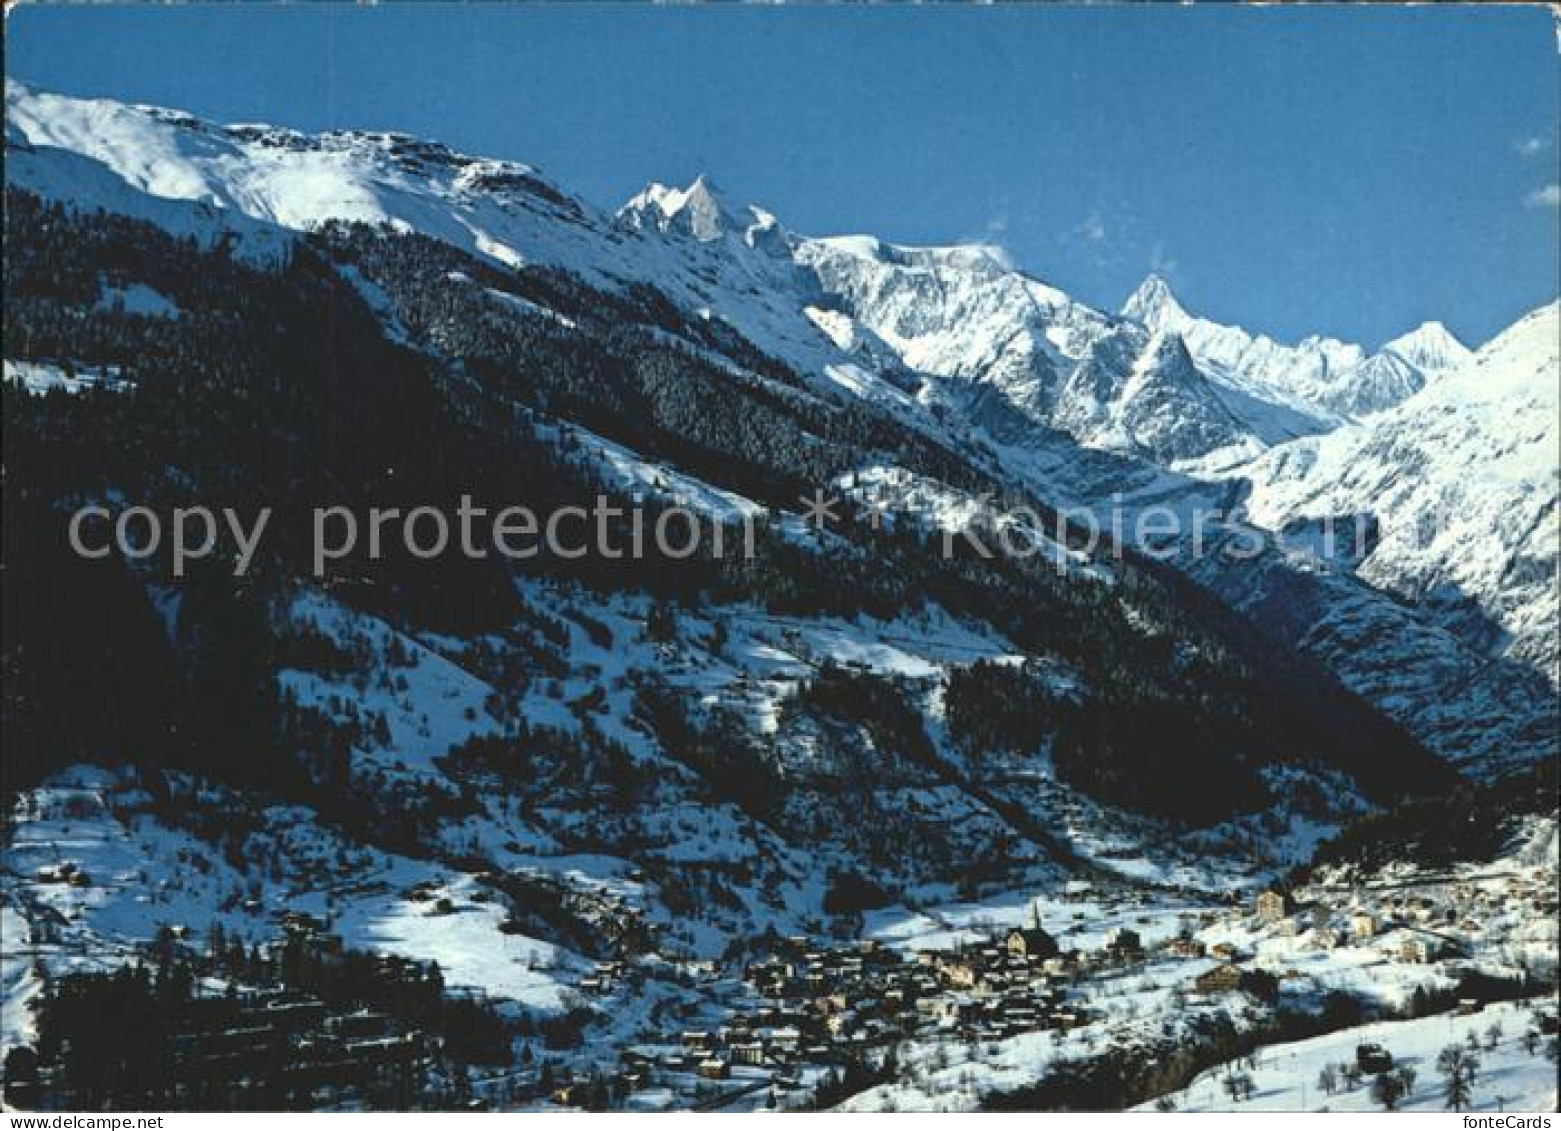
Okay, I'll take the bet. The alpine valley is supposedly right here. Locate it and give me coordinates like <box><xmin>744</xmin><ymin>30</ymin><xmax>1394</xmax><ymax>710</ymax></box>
<box><xmin>2</xmin><ymin>80</ymin><xmax>1557</xmax><ymax>1113</ymax></box>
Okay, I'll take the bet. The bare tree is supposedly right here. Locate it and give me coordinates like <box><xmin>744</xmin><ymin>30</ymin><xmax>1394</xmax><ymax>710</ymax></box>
<box><xmin>1437</xmin><ymin>1045</ymin><xmax>1480</xmax><ymax>1112</ymax></box>
<box><xmin>1371</xmin><ymin>1070</ymin><xmax>1408</xmax><ymax>1111</ymax></box>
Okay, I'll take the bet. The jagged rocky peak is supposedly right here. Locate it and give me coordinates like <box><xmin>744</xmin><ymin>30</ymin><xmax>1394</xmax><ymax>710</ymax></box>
<box><xmin>620</xmin><ymin>174</ymin><xmax>744</xmax><ymax>242</ymax></box>
<box><xmin>617</xmin><ymin>174</ymin><xmax>794</xmax><ymax>257</ymax></box>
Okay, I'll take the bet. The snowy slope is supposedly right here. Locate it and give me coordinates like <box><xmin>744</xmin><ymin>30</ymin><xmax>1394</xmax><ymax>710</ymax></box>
<box><xmin>794</xmin><ymin>233</ymin><xmax>1103</xmax><ymax>419</ymax></box>
<box><xmin>1234</xmin><ymin>302</ymin><xmax>1561</xmax><ymax>683</ymax></box>
<box><xmin>1135</xmin><ymin>998</ymin><xmax>1558</xmax><ymax>1113</ymax></box>
<box><xmin>3</xmin><ymin>80</ymin><xmax>919</xmax><ymax>417</ymax></box>
<box><xmin>5</xmin><ymin>78</ymin><xmax>602</xmax><ymax>271</ymax></box>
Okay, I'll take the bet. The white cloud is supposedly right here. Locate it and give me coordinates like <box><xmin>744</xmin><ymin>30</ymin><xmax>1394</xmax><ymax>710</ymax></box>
<box><xmin>1063</xmin><ymin>206</ymin><xmax>1167</xmax><ymax>274</ymax></box>
<box><xmin>1525</xmin><ymin>183</ymin><xmax>1561</xmax><ymax>209</ymax></box>
<box><xmin>1067</xmin><ymin>211</ymin><xmax>1118</xmax><ymax>266</ymax></box>
<box><xmin>1515</xmin><ymin>135</ymin><xmax>1551</xmax><ymax>157</ymax></box>
<box><xmin>1077</xmin><ymin>212</ymin><xmax>1108</xmax><ymax>244</ymax></box>
<box><xmin>956</xmin><ymin>213</ymin><xmax>1013</xmax><ymax>260</ymax></box>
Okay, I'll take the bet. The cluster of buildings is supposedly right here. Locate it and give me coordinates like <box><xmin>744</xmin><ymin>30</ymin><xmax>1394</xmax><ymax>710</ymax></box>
<box><xmin>1172</xmin><ymin>864</ymin><xmax>1560</xmax><ymax>1006</ymax></box>
<box><xmin>1253</xmin><ymin>874</ymin><xmax>1557</xmax><ymax>963</ymax></box>
<box><xmin>612</xmin><ymin>915</ymin><xmax>1156</xmax><ymax>1091</ymax></box>
<box><xmin>745</xmin><ymin>924</ymin><xmax>1115</xmax><ymax>1049</ymax></box>
<box><xmin>29</xmin><ymin>860</ymin><xmax>92</xmax><ymax>888</ymax></box>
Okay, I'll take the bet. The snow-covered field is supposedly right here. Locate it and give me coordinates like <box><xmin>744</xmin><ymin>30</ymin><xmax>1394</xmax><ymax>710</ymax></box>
<box><xmin>1137</xmin><ymin>998</ymin><xmax>1559</xmax><ymax>1112</ymax></box>
<box><xmin>1</xmin><ymin>768</ymin><xmax>583</xmax><ymax>1014</ymax></box>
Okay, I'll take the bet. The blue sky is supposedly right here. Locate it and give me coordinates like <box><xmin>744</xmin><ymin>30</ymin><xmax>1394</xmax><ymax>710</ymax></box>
<box><xmin>8</xmin><ymin>4</ymin><xmax>1559</xmax><ymax>347</ymax></box>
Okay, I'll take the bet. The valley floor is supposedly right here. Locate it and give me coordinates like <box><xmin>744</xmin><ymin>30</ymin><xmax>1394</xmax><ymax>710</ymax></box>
<box><xmin>4</xmin><ymin>765</ymin><xmax>1555</xmax><ymax>1111</ymax></box>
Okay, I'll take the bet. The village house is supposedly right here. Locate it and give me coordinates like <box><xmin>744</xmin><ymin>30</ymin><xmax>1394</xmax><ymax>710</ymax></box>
<box><xmin>730</xmin><ymin>1041</ymin><xmax>765</xmax><ymax>1067</ymax></box>
<box><xmin>1103</xmin><ymin>927</ymin><xmax>1142</xmax><ymax>960</ymax></box>
<box><xmin>1349</xmin><ymin>911</ymin><xmax>1377</xmax><ymax>941</ymax></box>
<box><xmin>1004</xmin><ymin>925</ymin><xmax>1059</xmax><ymax>960</ymax></box>
<box><xmin>1255</xmin><ymin>889</ymin><xmax>1291</xmax><ymax>924</ymax></box>
<box><xmin>1193</xmin><ymin>963</ymin><xmax>1244</xmax><ymax>995</ymax></box>
<box><xmin>935</xmin><ymin>953</ymin><xmax>979</xmax><ymax>989</ymax></box>
<box><xmin>1357</xmin><ymin>1043</ymin><xmax>1394</xmax><ymax>1074</ymax></box>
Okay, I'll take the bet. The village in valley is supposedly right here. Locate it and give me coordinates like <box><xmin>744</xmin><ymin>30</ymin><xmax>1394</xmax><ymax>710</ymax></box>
<box><xmin>6</xmin><ymin>812</ymin><xmax>1556</xmax><ymax>1112</ymax></box>
<box><xmin>603</xmin><ymin>855</ymin><xmax>1560</xmax><ymax>1112</ymax></box>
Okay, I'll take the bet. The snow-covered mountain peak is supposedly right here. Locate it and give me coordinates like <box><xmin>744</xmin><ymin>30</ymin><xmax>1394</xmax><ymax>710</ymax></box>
<box><xmin>1116</xmin><ymin>269</ymin><xmax>1486</xmax><ymax>422</ymax></box>
<box><xmin>1382</xmin><ymin>320</ymin><xmax>1473</xmax><ymax>374</ymax></box>
<box><xmin>4</xmin><ymin>76</ymin><xmax>600</xmax><ymax>264</ymax></box>
<box><xmin>1120</xmin><ymin>272</ymin><xmax>1190</xmax><ymax>330</ymax></box>
<box><xmin>618</xmin><ymin>174</ymin><xmax>746</xmax><ymax>242</ymax></box>
<box><xmin>1295</xmin><ymin>333</ymin><xmax>1367</xmax><ymax>371</ymax></box>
